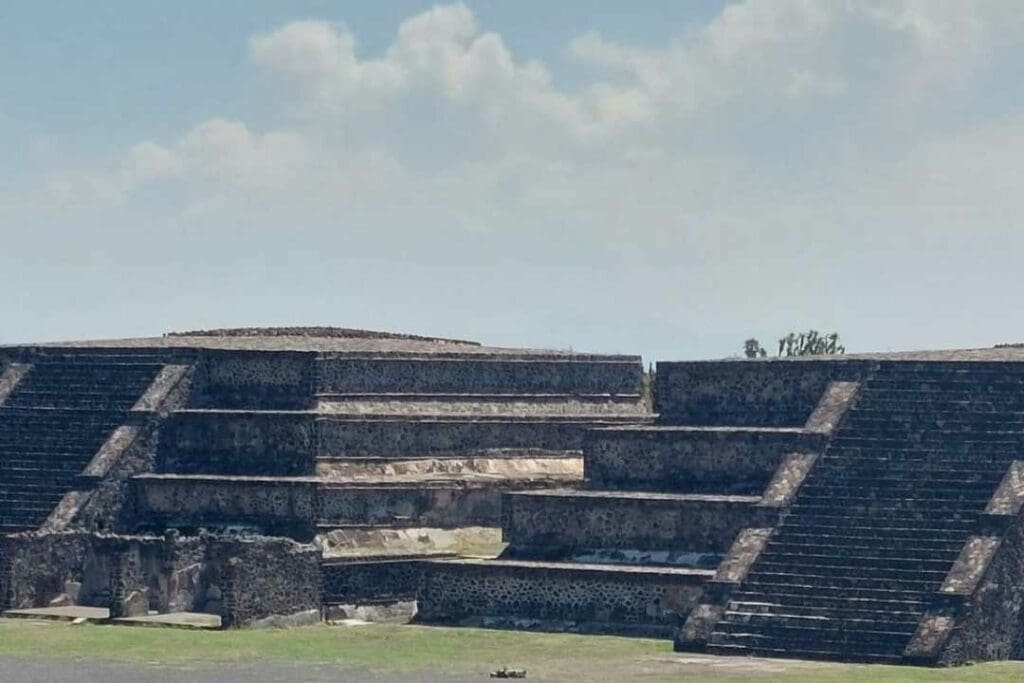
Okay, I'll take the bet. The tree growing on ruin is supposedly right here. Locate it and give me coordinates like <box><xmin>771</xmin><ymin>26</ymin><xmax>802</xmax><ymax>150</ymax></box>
<box><xmin>744</xmin><ymin>339</ymin><xmax>768</xmax><ymax>358</ymax></box>
<box><xmin>777</xmin><ymin>330</ymin><xmax>845</xmax><ymax>357</ymax></box>
<box><xmin>742</xmin><ymin>331</ymin><xmax>846</xmax><ymax>358</ymax></box>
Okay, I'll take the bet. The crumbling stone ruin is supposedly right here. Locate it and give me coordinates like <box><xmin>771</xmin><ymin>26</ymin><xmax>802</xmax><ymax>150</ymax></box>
<box><xmin>2</xmin><ymin>328</ymin><xmax>1024</xmax><ymax>665</ymax></box>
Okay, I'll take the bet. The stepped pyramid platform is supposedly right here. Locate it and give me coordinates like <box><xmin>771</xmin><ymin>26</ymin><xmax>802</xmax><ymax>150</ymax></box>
<box><xmin>6</xmin><ymin>330</ymin><xmax>1024</xmax><ymax>665</ymax></box>
<box><xmin>0</xmin><ymin>327</ymin><xmax>647</xmax><ymax>628</ymax></box>
<box><xmin>414</xmin><ymin>369</ymin><xmax>852</xmax><ymax>636</ymax></box>
<box><xmin>417</xmin><ymin>349</ymin><xmax>1024</xmax><ymax>666</ymax></box>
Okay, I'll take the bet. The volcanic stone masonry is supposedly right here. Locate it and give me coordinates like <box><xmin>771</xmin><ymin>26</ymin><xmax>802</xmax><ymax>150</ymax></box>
<box><xmin>2</xmin><ymin>328</ymin><xmax>1024</xmax><ymax>665</ymax></box>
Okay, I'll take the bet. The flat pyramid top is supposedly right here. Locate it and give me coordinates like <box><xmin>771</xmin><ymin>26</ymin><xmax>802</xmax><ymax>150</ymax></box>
<box><xmin>165</xmin><ymin>326</ymin><xmax>479</xmax><ymax>345</ymax></box>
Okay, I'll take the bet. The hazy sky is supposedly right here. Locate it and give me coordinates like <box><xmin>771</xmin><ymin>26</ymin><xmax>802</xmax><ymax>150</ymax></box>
<box><xmin>3</xmin><ymin>1</ymin><xmax>1024</xmax><ymax>362</ymax></box>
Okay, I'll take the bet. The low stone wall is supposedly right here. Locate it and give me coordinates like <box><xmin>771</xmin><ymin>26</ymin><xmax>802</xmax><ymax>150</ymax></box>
<box><xmin>318</xmin><ymin>418</ymin><xmax>613</xmax><ymax>459</ymax></box>
<box><xmin>317</xmin><ymin>357</ymin><xmax>643</xmax><ymax>396</ymax></box>
<box><xmin>189</xmin><ymin>351</ymin><xmax>316</xmax><ymax>409</ymax></box>
<box><xmin>322</xmin><ymin>559</ymin><xmax>423</xmax><ymax>603</ymax></box>
<box><xmin>655</xmin><ymin>359</ymin><xmax>869</xmax><ymax>427</ymax></box>
<box><xmin>502</xmin><ymin>491</ymin><xmax>772</xmax><ymax>554</ymax></box>
<box><xmin>0</xmin><ymin>531</ymin><xmax>321</xmax><ymax>627</ymax></box>
<box><xmin>0</xmin><ymin>536</ymin><xmax>11</xmax><ymax>608</ymax></box>
<box><xmin>159</xmin><ymin>411</ymin><xmax>316</xmax><ymax>476</ymax></box>
<box><xmin>134</xmin><ymin>475</ymin><xmax>316</xmax><ymax>535</ymax></box>
<box><xmin>318</xmin><ymin>483</ymin><xmax>511</xmax><ymax>527</ymax></box>
<box><xmin>0</xmin><ymin>532</ymin><xmax>136</xmax><ymax>611</ymax></box>
<box><xmin>585</xmin><ymin>427</ymin><xmax>826</xmax><ymax>493</ymax></box>
<box><xmin>136</xmin><ymin>475</ymin><xmax>549</xmax><ymax>531</ymax></box>
<box><xmin>213</xmin><ymin>536</ymin><xmax>322</xmax><ymax>627</ymax></box>
<box><xmin>417</xmin><ymin>560</ymin><xmax>708</xmax><ymax>636</ymax></box>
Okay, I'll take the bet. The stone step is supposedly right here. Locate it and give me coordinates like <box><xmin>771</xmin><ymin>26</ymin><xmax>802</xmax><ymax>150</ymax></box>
<box><xmin>797</xmin><ymin>479</ymin><xmax>999</xmax><ymax>494</ymax></box>
<box><xmin>795</xmin><ymin>479</ymin><xmax>996</xmax><ymax>495</ymax></box>
<box><xmin>762</xmin><ymin>547</ymin><xmax>960</xmax><ymax>567</ymax></box>
<box><xmin>766</xmin><ymin>538</ymin><xmax>963</xmax><ymax>557</ymax></box>
<box><xmin>807</xmin><ymin>462</ymin><xmax>1010</xmax><ymax>479</ymax></box>
<box><xmin>706</xmin><ymin>640</ymin><xmax>903</xmax><ymax>664</ymax></box>
<box><xmin>735</xmin><ymin>580</ymin><xmax>931</xmax><ymax>603</ymax></box>
<box><xmin>708</xmin><ymin>625</ymin><xmax>910</xmax><ymax>660</ymax></box>
<box><xmin>744</xmin><ymin>571</ymin><xmax>941</xmax><ymax>592</ymax></box>
<box><xmin>1</xmin><ymin>460</ymin><xmax>87</xmax><ymax>471</ymax></box>
<box><xmin>726</xmin><ymin>600</ymin><xmax>924</xmax><ymax>624</ymax></box>
<box><xmin>861</xmin><ymin>388</ymin><xmax>1024</xmax><ymax>401</ymax></box>
<box><xmin>840</xmin><ymin>424</ymin><xmax>1024</xmax><ymax>438</ymax></box>
<box><xmin>801</xmin><ymin>461</ymin><xmax>1008</xmax><ymax>476</ymax></box>
<box><xmin>866</xmin><ymin>375</ymin><xmax>1024</xmax><ymax>387</ymax></box>
<box><xmin>713</xmin><ymin>617</ymin><xmax>918</xmax><ymax>643</ymax></box>
<box><xmin>502</xmin><ymin>489</ymin><xmax>767</xmax><ymax>554</ymax></box>
<box><xmin>751</xmin><ymin>561</ymin><xmax>949</xmax><ymax>584</ymax></box>
<box><xmin>773</xmin><ymin>529</ymin><xmax>972</xmax><ymax>549</ymax></box>
<box><xmin>720</xmin><ymin>609</ymin><xmax>920</xmax><ymax>631</ymax></box>
<box><xmin>789</xmin><ymin>494</ymin><xmax>992</xmax><ymax>510</ymax></box>
<box><xmin>0</xmin><ymin>414</ymin><xmax>123</xmax><ymax>424</ymax></box>
<box><xmin>729</xmin><ymin>588</ymin><xmax>927</xmax><ymax>610</ymax></box>
<box><xmin>0</xmin><ymin>493</ymin><xmax>61</xmax><ymax>506</ymax></box>
<box><xmin>0</xmin><ymin>474</ymin><xmax>78</xmax><ymax>486</ymax></box>
<box><xmin>20</xmin><ymin>356</ymin><xmax>164</xmax><ymax>365</ymax></box>
<box><xmin>870</xmin><ymin>362</ymin><xmax>1024</xmax><ymax>374</ymax></box>
<box><xmin>755</xmin><ymin>553</ymin><xmax>954</xmax><ymax>574</ymax></box>
<box><xmin>849</xmin><ymin>407</ymin><xmax>1024</xmax><ymax>420</ymax></box>
<box><xmin>779</xmin><ymin>511</ymin><xmax>979</xmax><ymax>528</ymax></box>
<box><xmin>829</xmin><ymin>433</ymin><xmax>1024</xmax><ymax>446</ymax></box>
<box><xmin>831</xmin><ymin>436</ymin><xmax>1024</xmax><ymax>448</ymax></box>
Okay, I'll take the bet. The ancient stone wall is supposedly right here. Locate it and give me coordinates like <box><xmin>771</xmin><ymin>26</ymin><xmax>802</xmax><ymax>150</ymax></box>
<box><xmin>318</xmin><ymin>484</ymin><xmax>506</xmax><ymax>527</ymax></box>
<box><xmin>2</xmin><ymin>533</ymin><xmax>102</xmax><ymax>609</ymax></box>
<box><xmin>136</xmin><ymin>476</ymin><xmax>520</xmax><ymax>531</ymax></box>
<box><xmin>1</xmin><ymin>531</ymin><xmax>321</xmax><ymax>625</ymax></box>
<box><xmin>502</xmin><ymin>492</ymin><xmax>773</xmax><ymax>554</ymax></box>
<box><xmin>417</xmin><ymin>560</ymin><xmax>706</xmax><ymax>637</ymax></box>
<box><xmin>212</xmin><ymin>536</ymin><xmax>321</xmax><ymax>627</ymax></box>
<box><xmin>159</xmin><ymin>411</ymin><xmax>316</xmax><ymax>475</ymax></box>
<box><xmin>322</xmin><ymin>560</ymin><xmax>422</xmax><ymax>603</ymax></box>
<box><xmin>317</xmin><ymin>357</ymin><xmax>642</xmax><ymax>395</ymax></box>
<box><xmin>318</xmin><ymin>418</ymin><xmax>601</xmax><ymax>459</ymax></box>
<box><xmin>134</xmin><ymin>475</ymin><xmax>316</xmax><ymax>535</ymax></box>
<box><xmin>160</xmin><ymin>532</ymin><xmax>208</xmax><ymax>613</ymax></box>
<box><xmin>188</xmin><ymin>351</ymin><xmax>315</xmax><ymax>409</ymax></box>
<box><xmin>655</xmin><ymin>359</ymin><xmax>869</xmax><ymax>426</ymax></box>
<box><xmin>585</xmin><ymin>427</ymin><xmax>826</xmax><ymax>493</ymax></box>
<box><xmin>0</xmin><ymin>536</ymin><xmax>12</xmax><ymax>609</ymax></box>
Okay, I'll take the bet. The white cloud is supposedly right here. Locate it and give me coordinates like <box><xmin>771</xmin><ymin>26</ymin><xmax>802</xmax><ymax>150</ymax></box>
<box><xmin>43</xmin><ymin>0</ymin><xmax>1024</xmax><ymax>229</ymax></box>
<box><xmin>249</xmin><ymin>5</ymin><xmax>596</xmax><ymax>146</ymax></box>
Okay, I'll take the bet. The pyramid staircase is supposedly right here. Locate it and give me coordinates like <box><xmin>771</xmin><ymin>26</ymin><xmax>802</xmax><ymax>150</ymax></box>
<box><xmin>0</xmin><ymin>354</ymin><xmax>164</xmax><ymax>534</ymax></box>
<box><xmin>703</xmin><ymin>362</ymin><xmax>1024</xmax><ymax>663</ymax></box>
<box><xmin>414</xmin><ymin>379</ymin><xmax>845</xmax><ymax>636</ymax></box>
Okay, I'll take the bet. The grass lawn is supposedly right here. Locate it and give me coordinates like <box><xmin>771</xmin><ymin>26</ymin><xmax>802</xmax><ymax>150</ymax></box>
<box><xmin>1</xmin><ymin>618</ymin><xmax>1023</xmax><ymax>682</ymax></box>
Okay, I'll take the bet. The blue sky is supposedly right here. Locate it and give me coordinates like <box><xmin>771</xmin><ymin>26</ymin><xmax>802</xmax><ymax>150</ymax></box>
<box><xmin>3</xmin><ymin>1</ymin><xmax>1024</xmax><ymax>362</ymax></box>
